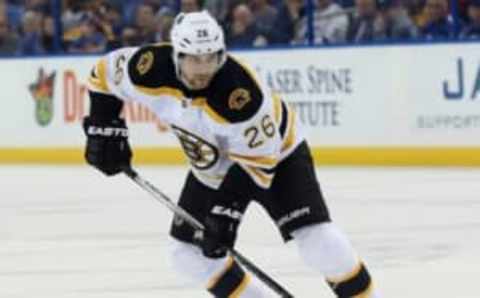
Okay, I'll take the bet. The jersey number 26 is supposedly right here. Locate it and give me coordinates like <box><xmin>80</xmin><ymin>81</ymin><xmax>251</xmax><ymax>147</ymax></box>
<box><xmin>244</xmin><ymin>115</ymin><xmax>275</xmax><ymax>148</ymax></box>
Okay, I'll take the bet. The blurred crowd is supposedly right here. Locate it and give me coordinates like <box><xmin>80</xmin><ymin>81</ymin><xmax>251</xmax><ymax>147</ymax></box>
<box><xmin>0</xmin><ymin>0</ymin><xmax>479</xmax><ymax>56</ymax></box>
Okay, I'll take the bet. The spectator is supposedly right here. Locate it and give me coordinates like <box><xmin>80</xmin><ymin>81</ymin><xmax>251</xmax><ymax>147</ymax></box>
<box><xmin>295</xmin><ymin>0</ymin><xmax>349</xmax><ymax>44</ymax></box>
<box><xmin>17</xmin><ymin>10</ymin><xmax>45</xmax><ymax>55</ymax></box>
<box><xmin>98</xmin><ymin>2</ymin><xmax>124</xmax><ymax>37</ymax></box>
<box><xmin>249</xmin><ymin>0</ymin><xmax>278</xmax><ymax>33</ymax></box>
<box><xmin>92</xmin><ymin>2</ymin><xmax>124</xmax><ymax>50</ymax></box>
<box><xmin>181</xmin><ymin>0</ymin><xmax>202</xmax><ymax>13</ymax></box>
<box><xmin>219</xmin><ymin>0</ymin><xmax>248</xmax><ymax>26</ymax></box>
<box><xmin>156</xmin><ymin>1</ymin><xmax>176</xmax><ymax>18</ymax></box>
<box><xmin>120</xmin><ymin>25</ymin><xmax>142</xmax><ymax>46</ymax></box>
<box><xmin>266</xmin><ymin>0</ymin><xmax>304</xmax><ymax>44</ymax></box>
<box><xmin>460</xmin><ymin>0</ymin><xmax>480</xmax><ymax>38</ymax></box>
<box><xmin>378</xmin><ymin>0</ymin><xmax>418</xmax><ymax>41</ymax></box>
<box><xmin>41</xmin><ymin>15</ymin><xmax>55</xmax><ymax>53</ymax></box>
<box><xmin>67</xmin><ymin>17</ymin><xmax>107</xmax><ymax>53</ymax></box>
<box><xmin>338</xmin><ymin>0</ymin><xmax>355</xmax><ymax>7</ymax></box>
<box><xmin>123</xmin><ymin>0</ymin><xmax>175</xmax><ymax>23</ymax></box>
<box><xmin>204</xmin><ymin>0</ymin><xmax>231</xmax><ymax>22</ymax></box>
<box><xmin>25</xmin><ymin>0</ymin><xmax>50</xmax><ymax>15</ymax></box>
<box><xmin>225</xmin><ymin>3</ymin><xmax>267</xmax><ymax>47</ymax></box>
<box><xmin>0</xmin><ymin>12</ymin><xmax>19</xmax><ymax>55</ymax></box>
<box><xmin>458</xmin><ymin>0</ymin><xmax>470</xmax><ymax>23</ymax></box>
<box><xmin>134</xmin><ymin>2</ymin><xmax>158</xmax><ymax>44</ymax></box>
<box><xmin>405</xmin><ymin>0</ymin><xmax>427</xmax><ymax>25</ymax></box>
<box><xmin>419</xmin><ymin>0</ymin><xmax>454</xmax><ymax>39</ymax></box>
<box><xmin>62</xmin><ymin>1</ymin><xmax>89</xmax><ymax>41</ymax></box>
<box><xmin>0</xmin><ymin>0</ymin><xmax>23</xmax><ymax>30</ymax></box>
<box><xmin>347</xmin><ymin>0</ymin><xmax>384</xmax><ymax>42</ymax></box>
<box><xmin>154</xmin><ymin>9</ymin><xmax>175</xmax><ymax>42</ymax></box>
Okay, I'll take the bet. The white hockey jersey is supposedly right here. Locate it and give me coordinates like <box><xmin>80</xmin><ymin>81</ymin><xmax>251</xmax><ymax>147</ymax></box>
<box><xmin>87</xmin><ymin>43</ymin><xmax>304</xmax><ymax>189</ymax></box>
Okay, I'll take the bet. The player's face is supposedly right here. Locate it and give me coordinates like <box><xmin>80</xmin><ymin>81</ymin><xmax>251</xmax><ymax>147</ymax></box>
<box><xmin>180</xmin><ymin>53</ymin><xmax>220</xmax><ymax>90</ymax></box>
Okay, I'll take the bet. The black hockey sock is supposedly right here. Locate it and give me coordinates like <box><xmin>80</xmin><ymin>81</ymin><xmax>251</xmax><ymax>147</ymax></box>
<box><xmin>327</xmin><ymin>262</ymin><xmax>373</xmax><ymax>298</ymax></box>
<box><xmin>207</xmin><ymin>257</ymin><xmax>250</xmax><ymax>297</ymax></box>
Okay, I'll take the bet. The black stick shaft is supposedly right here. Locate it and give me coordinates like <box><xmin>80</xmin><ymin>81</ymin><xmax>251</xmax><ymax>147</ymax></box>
<box><xmin>122</xmin><ymin>167</ymin><xmax>294</xmax><ymax>298</ymax></box>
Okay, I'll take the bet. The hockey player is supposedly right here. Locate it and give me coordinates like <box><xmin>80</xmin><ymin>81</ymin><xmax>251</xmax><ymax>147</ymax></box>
<box><xmin>83</xmin><ymin>11</ymin><xmax>380</xmax><ymax>298</ymax></box>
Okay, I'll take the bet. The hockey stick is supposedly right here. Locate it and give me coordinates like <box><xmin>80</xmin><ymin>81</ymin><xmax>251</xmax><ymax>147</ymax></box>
<box><xmin>122</xmin><ymin>167</ymin><xmax>294</xmax><ymax>298</ymax></box>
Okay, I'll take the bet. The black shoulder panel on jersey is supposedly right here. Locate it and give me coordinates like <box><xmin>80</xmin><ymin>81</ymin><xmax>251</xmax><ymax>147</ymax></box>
<box><xmin>205</xmin><ymin>56</ymin><xmax>263</xmax><ymax>123</ymax></box>
<box><xmin>127</xmin><ymin>44</ymin><xmax>178</xmax><ymax>88</ymax></box>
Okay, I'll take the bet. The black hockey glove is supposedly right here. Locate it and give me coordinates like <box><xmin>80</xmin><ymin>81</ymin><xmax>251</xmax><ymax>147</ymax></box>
<box><xmin>83</xmin><ymin>116</ymin><xmax>132</xmax><ymax>176</ymax></box>
<box><xmin>201</xmin><ymin>214</ymin><xmax>238</xmax><ymax>259</ymax></box>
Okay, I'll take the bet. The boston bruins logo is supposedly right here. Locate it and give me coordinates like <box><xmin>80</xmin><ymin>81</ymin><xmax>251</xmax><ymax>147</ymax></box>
<box><xmin>228</xmin><ymin>88</ymin><xmax>251</xmax><ymax>110</ymax></box>
<box><xmin>136</xmin><ymin>51</ymin><xmax>154</xmax><ymax>75</ymax></box>
<box><xmin>171</xmin><ymin>125</ymin><xmax>219</xmax><ymax>170</ymax></box>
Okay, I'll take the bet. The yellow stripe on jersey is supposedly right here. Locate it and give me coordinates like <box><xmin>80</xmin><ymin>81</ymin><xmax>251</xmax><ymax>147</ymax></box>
<box><xmin>88</xmin><ymin>58</ymin><xmax>110</xmax><ymax>93</ymax></box>
<box><xmin>243</xmin><ymin>165</ymin><xmax>274</xmax><ymax>188</ymax></box>
<box><xmin>203</xmin><ymin>103</ymin><xmax>229</xmax><ymax>124</ymax></box>
<box><xmin>87</xmin><ymin>77</ymin><xmax>108</xmax><ymax>93</ymax></box>
<box><xmin>272</xmin><ymin>93</ymin><xmax>282</xmax><ymax>125</ymax></box>
<box><xmin>152</xmin><ymin>42</ymin><xmax>171</xmax><ymax>47</ymax></box>
<box><xmin>190</xmin><ymin>97</ymin><xmax>207</xmax><ymax>107</ymax></box>
<box><xmin>190</xmin><ymin>97</ymin><xmax>228</xmax><ymax>123</ymax></box>
<box><xmin>206</xmin><ymin>257</ymin><xmax>235</xmax><ymax>290</ymax></box>
<box><xmin>229</xmin><ymin>153</ymin><xmax>278</xmax><ymax>169</ymax></box>
<box><xmin>281</xmin><ymin>104</ymin><xmax>296</xmax><ymax>153</ymax></box>
<box><xmin>229</xmin><ymin>274</ymin><xmax>251</xmax><ymax>298</ymax></box>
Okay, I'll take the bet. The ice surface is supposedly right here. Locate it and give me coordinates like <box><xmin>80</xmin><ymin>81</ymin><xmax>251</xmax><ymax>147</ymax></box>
<box><xmin>1</xmin><ymin>166</ymin><xmax>479</xmax><ymax>298</ymax></box>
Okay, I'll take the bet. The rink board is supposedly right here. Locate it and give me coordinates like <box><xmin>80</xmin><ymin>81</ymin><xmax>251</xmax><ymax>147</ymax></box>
<box><xmin>1</xmin><ymin>43</ymin><xmax>479</xmax><ymax>165</ymax></box>
<box><xmin>0</xmin><ymin>147</ymin><xmax>479</xmax><ymax>166</ymax></box>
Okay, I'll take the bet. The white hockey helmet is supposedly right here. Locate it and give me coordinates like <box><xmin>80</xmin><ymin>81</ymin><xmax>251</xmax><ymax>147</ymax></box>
<box><xmin>170</xmin><ymin>11</ymin><xmax>226</xmax><ymax>74</ymax></box>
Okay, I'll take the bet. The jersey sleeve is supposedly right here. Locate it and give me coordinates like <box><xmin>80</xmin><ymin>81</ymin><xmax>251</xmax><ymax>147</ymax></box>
<box><xmin>86</xmin><ymin>45</ymin><xmax>181</xmax><ymax>123</ymax></box>
<box><xmin>87</xmin><ymin>47</ymin><xmax>135</xmax><ymax>97</ymax></box>
<box><xmin>86</xmin><ymin>48</ymin><xmax>135</xmax><ymax>120</ymax></box>
<box><xmin>87</xmin><ymin>56</ymin><xmax>111</xmax><ymax>95</ymax></box>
